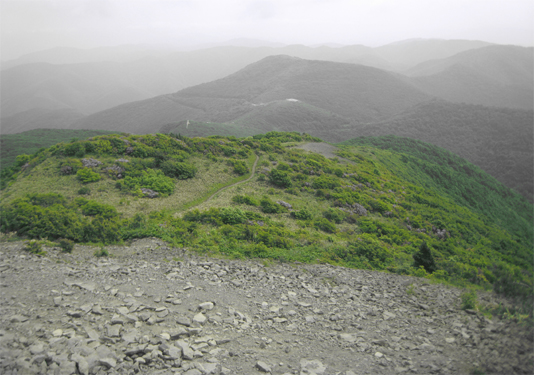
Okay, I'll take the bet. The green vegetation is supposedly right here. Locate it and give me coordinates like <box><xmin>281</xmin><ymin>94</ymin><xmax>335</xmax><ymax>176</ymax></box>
<box><xmin>160</xmin><ymin>160</ymin><xmax>197</xmax><ymax>179</ymax></box>
<box><xmin>1</xmin><ymin>129</ymin><xmax>119</xmax><ymax>171</ymax></box>
<box><xmin>413</xmin><ymin>242</ymin><xmax>437</xmax><ymax>273</ymax></box>
<box><xmin>77</xmin><ymin>186</ymin><xmax>91</xmax><ymax>195</ymax></box>
<box><xmin>77</xmin><ymin>168</ymin><xmax>101</xmax><ymax>183</ymax></box>
<box><xmin>94</xmin><ymin>247</ymin><xmax>109</xmax><ymax>257</ymax></box>
<box><xmin>0</xmin><ymin>131</ymin><xmax>532</xmax><ymax>318</ymax></box>
<box><xmin>24</xmin><ymin>240</ymin><xmax>45</xmax><ymax>256</ymax></box>
<box><xmin>461</xmin><ymin>289</ymin><xmax>478</xmax><ymax>310</ymax></box>
<box><xmin>347</xmin><ymin>104</ymin><xmax>533</xmax><ymax>202</ymax></box>
<box><xmin>338</xmin><ymin>136</ymin><xmax>533</xmax><ymax>243</ymax></box>
<box><xmin>58</xmin><ymin>238</ymin><xmax>75</xmax><ymax>253</ymax></box>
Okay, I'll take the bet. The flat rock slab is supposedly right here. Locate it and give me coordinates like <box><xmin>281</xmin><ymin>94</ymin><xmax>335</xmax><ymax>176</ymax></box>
<box><xmin>64</xmin><ymin>280</ymin><xmax>97</xmax><ymax>292</ymax></box>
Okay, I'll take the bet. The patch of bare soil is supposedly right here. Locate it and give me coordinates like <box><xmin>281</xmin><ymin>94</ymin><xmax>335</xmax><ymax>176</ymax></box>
<box><xmin>296</xmin><ymin>143</ymin><xmax>340</xmax><ymax>160</ymax></box>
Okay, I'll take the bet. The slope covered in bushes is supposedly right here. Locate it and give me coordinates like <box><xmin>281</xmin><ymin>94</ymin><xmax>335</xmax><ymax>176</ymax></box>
<box><xmin>338</xmin><ymin>136</ymin><xmax>533</xmax><ymax>244</ymax></box>
<box><xmin>1</xmin><ymin>131</ymin><xmax>532</xmax><ymax>313</ymax></box>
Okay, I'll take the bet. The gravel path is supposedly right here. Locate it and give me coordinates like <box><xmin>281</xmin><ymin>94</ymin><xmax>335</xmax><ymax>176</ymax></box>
<box><xmin>0</xmin><ymin>239</ymin><xmax>532</xmax><ymax>375</ymax></box>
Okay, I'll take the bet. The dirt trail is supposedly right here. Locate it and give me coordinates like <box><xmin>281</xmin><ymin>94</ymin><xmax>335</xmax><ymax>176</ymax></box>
<box><xmin>205</xmin><ymin>154</ymin><xmax>259</xmax><ymax>203</ymax></box>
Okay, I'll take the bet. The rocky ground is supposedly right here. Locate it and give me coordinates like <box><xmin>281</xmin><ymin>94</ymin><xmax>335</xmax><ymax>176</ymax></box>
<box><xmin>0</xmin><ymin>238</ymin><xmax>532</xmax><ymax>375</ymax></box>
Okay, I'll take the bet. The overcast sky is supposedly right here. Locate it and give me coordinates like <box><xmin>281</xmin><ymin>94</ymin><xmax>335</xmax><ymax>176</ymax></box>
<box><xmin>1</xmin><ymin>0</ymin><xmax>533</xmax><ymax>60</ymax></box>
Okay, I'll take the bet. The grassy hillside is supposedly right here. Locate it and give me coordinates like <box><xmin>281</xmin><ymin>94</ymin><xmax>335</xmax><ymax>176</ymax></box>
<box><xmin>1</xmin><ymin>132</ymin><xmax>532</xmax><ymax>315</ymax></box>
<box><xmin>0</xmin><ymin>128</ymin><xmax>120</xmax><ymax>172</ymax></box>
<box><xmin>338</xmin><ymin>136</ymin><xmax>533</xmax><ymax>243</ymax></box>
<box><xmin>353</xmin><ymin>101</ymin><xmax>534</xmax><ymax>202</ymax></box>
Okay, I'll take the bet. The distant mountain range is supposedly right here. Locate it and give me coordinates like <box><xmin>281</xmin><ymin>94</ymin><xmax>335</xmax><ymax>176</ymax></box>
<box><xmin>408</xmin><ymin>45</ymin><xmax>533</xmax><ymax>109</ymax></box>
<box><xmin>34</xmin><ymin>44</ymin><xmax>533</xmax><ymax>135</ymax></box>
<box><xmin>0</xmin><ymin>45</ymin><xmax>172</xmax><ymax>69</ymax></box>
<box><xmin>69</xmin><ymin>55</ymin><xmax>430</xmax><ymax>135</ymax></box>
<box><xmin>1</xmin><ymin>39</ymin><xmax>495</xmax><ymax>126</ymax></box>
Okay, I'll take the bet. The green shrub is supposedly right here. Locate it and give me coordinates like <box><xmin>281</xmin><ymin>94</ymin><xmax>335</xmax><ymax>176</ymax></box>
<box><xmin>77</xmin><ymin>186</ymin><xmax>91</xmax><ymax>195</ymax></box>
<box><xmin>276</xmin><ymin>162</ymin><xmax>291</xmax><ymax>171</ymax></box>
<box><xmin>269</xmin><ymin>169</ymin><xmax>292</xmax><ymax>188</ymax></box>
<box><xmin>0</xmin><ymin>194</ymin><xmax>121</xmax><ymax>244</ymax></box>
<box><xmin>323</xmin><ymin>208</ymin><xmax>346</xmax><ymax>224</ymax></box>
<box><xmin>231</xmin><ymin>160</ymin><xmax>249</xmax><ymax>175</ymax></box>
<box><xmin>25</xmin><ymin>240</ymin><xmax>45</xmax><ymax>255</ymax></box>
<box><xmin>81</xmin><ymin>201</ymin><xmax>118</xmax><ymax>219</ymax></box>
<box><xmin>291</xmin><ymin>209</ymin><xmax>313</xmax><ymax>221</ymax></box>
<box><xmin>160</xmin><ymin>160</ymin><xmax>197</xmax><ymax>179</ymax></box>
<box><xmin>58</xmin><ymin>238</ymin><xmax>75</xmax><ymax>253</ymax></box>
<box><xmin>285</xmin><ymin>187</ymin><xmax>300</xmax><ymax>195</ymax></box>
<box><xmin>260</xmin><ymin>197</ymin><xmax>286</xmax><ymax>214</ymax></box>
<box><xmin>313</xmin><ymin>218</ymin><xmax>337</xmax><ymax>233</ymax></box>
<box><xmin>64</xmin><ymin>142</ymin><xmax>85</xmax><ymax>157</ymax></box>
<box><xmin>312</xmin><ymin>175</ymin><xmax>341</xmax><ymax>189</ymax></box>
<box><xmin>219</xmin><ymin>207</ymin><xmax>247</xmax><ymax>225</ymax></box>
<box><xmin>367</xmin><ymin>199</ymin><xmax>391</xmax><ymax>213</ymax></box>
<box><xmin>119</xmin><ymin>169</ymin><xmax>174</xmax><ymax>196</ymax></box>
<box><xmin>411</xmin><ymin>266</ymin><xmax>429</xmax><ymax>278</ymax></box>
<box><xmin>232</xmin><ymin>195</ymin><xmax>260</xmax><ymax>206</ymax></box>
<box><xmin>460</xmin><ymin>289</ymin><xmax>477</xmax><ymax>310</ymax></box>
<box><xmin>28</xmin><ymin>193</ymin><xmax>66</xmax><ymax>207</ymax></box>
<box><xmin>431</xmin><ymin>269</ymin><xmax>449</xmax><ymax>280</ymax></box>
<box><xmin>15</xmin><ymin>154</ymin><xmax>31</xmax><ymax>168</ymax></box>
<box><xmin>94</xmin><ymin>247</ymin><xmax>109</xmax><ymax>257</ymax></box>
<box><xmin>334</xmin><ymin>168</ymin><xmax>344</xmax><ymax>177</ymax></box>
<box><xmin>77</xmin><ymin>168</ymin><xmax>101</xmax><ymax>183</ymax></box>
<box><xmin>413</xmin><ymin>242</ymin><xmax>437</xmax><ymax>273</ymax></box>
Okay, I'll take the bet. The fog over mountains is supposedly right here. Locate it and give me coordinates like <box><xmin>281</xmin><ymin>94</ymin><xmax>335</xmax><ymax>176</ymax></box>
<box><xmin>1</xmin><ymin>39</ymin><xmax>499</xmax><ymax>127</ymax></box>
<box><xmin>1</xmin><ymin>39</ymin><xmax>532</xmax><ymax>201</ymax></box>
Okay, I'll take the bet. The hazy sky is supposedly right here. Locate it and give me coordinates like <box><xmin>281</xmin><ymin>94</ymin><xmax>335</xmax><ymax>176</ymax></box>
<box><xmin>1</xmin><ymin>0</ymin><xmax>533</xmax><ymax>59</ymax></box>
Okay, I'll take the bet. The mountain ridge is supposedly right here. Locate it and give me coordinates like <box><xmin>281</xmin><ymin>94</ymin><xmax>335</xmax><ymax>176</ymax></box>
<box><xmin>408</xmin><ymin>45</ymin><xmax>534</xmax><ymax>109</ymax></box>
<box><xmin>1</xmin><ymin>39</ymin><xmax>503</xmax><ymax>129</ymax></box>
<box><xmin>70</xmin><ymin>55</ymin><xmax>430</xmax><ymax>133</ymax></box>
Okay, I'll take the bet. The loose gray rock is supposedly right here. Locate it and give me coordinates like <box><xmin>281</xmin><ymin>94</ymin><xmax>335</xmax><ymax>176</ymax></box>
<box><xmin>277</xmin><ymin>201</ymin><xmax>292</xmax><ymax>209</ymax></box>
<box><xmin>256</xmin><ymin>360</ymin><xmax>271</xmax><ymax>372</ymax></box>
<box><xmin>300</xmin><ymin>359</ymin><xmax>327</xmax><ymax>374</ymax></box>
<box><xmin>98</xmin><ymin>357</ymin><xmax>117</xmax><ymax>368</ymax></box>
<box><xmin>81</xmin><ymin>158</ymin><xmax>103</xmax><ymax>168</ymax></box>
<box><xmin>141</xmin><ymin>188</ymin><xmax>159</xmax><ymax>198</ymax></box>
<box><xmin>0</xmin><ymin>239</ymin><xmax>531</xmax><ymax>375</ymax></box>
